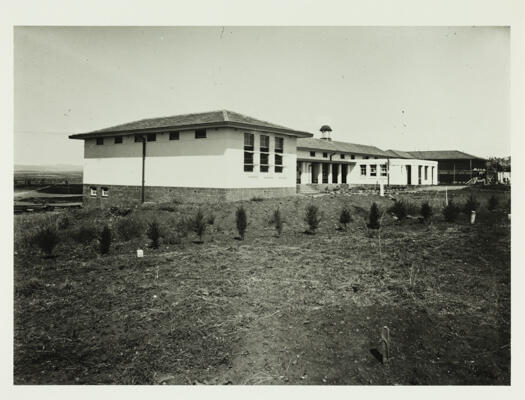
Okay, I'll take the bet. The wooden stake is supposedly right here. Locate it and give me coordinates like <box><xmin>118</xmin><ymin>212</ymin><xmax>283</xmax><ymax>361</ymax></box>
<box><xmin>381</xmin><ymin>326</ymin><xmax>390</xmax><ymax>364</ymax></box>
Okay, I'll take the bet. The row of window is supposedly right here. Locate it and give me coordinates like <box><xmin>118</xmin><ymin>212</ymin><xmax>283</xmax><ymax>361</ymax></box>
<box><xmin>360</xmin><ymin>164</ymin><xmax>388</xmax><ymax>177</ymax></box>
<box><xmin>90</xmin><ymin>186</ymin><xmax>109</xmax><ymax>197</ymax></box>
<box><xmin>309</xmin><ymin>151</ymin><xmax>378</xmax><ymax>160</ymax></box>
<box><xmin>95</xmin><ymin>129</ymin><xmax>207</xmax><ymax>145</ymax></box>
<box><xmin>244</xmin><ymin>133</ymin><xmax>284</xmax><ymax>173</ymax></box>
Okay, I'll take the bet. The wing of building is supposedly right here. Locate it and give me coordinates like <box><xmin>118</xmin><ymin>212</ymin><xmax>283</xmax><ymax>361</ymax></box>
<box><xmin>407</xmin><ymin>150</ymin><xmax>486</xmax><ymax>184</ymax></box>
<box><xmin>70</xmin><ymin>110</ymin><xmax>442</xmax><ymax>206</ymax></box>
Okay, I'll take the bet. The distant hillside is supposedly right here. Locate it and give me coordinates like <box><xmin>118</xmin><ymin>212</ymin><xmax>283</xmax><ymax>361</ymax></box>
<box><xmin>14</xmin><ymin>164</ymin><xmax>83</xmax><ymax>173</ymax></box>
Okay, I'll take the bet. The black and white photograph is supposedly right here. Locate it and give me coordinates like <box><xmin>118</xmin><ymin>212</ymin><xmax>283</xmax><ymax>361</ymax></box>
<box><xmin>5</xmin><ymin>0</ymin><xmax>524</xmax><ymax>394</ymax></box>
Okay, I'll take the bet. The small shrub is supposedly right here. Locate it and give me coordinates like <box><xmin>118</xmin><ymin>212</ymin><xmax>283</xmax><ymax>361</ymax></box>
<box><xmin>250</xmin><ymin>196</ymin><xmax>264</xmax><ymax>202</ymax></box>
<box><xmin>71</xmin><ymin>224</ymin><xmax>98</xmax><ymax>244</ymax></box>
<box><xmin>147</xmin><ymin>220</ymin><xmax>161</xmax><ymax>249</ymax></box>
<box><xmin>463</xmin><ymin>193</ymin><xmax>480</xmax><ymax>214</ymax></box>
<box><xmin>116</xmin><ymin>216</ymin><xmax>144</xmax><ymax>241</ymax></box>
<box><xmin>443</xmin><ymin>201</ymin><xmax>460</xmax><ymax>222</ymax></box>
<box><xmin>304</xmin><ymin>204</ymin><xmax>321</xmax><ymax>233</ymax></box>
<box><xmin>487</xmin><ymin>195</ymin><xmax>498</xmax><ymax>211</ymax></box>
<box><xmin>189</xmin><ymin>209</ymin><xmax>207</xmax><ymax>241</ymax></box>
<box><xmin>236</xmin><ymin>206</ymin><xmax>248</xmax><ymax>239</ymax></box>
<box><xmin>339</xmin><ymin>207</ymin><xmax>351</xmax><ymax>229</ymax></box>
<box><xmin>269</xmin><ymin>208</ymin><xmax>284</xmax><ymax>236</ymax></box>
<box><xmin>99</xmin><ymin>225</ymin><xmax>111</xmax><ymax>254</ymax></box>
<box><xmin>56</xmin><ymin>213</ymin><xmax>71</xmax><ymax>230</ymax></box>
<box><xmin>33</xmin><ymin>225</ymin><xmax>60</xmax><ymax>256</ymax></box>
<box><xmin>420</xmin><ymin>201</ymin><xmax>433</xmax><ymax>222</ymax></box>
<box><xmin>367</xmin><ymin>203</ymin><xmax>381</xmax><ymax>230</ymax></box>
<box><xmin>389</xmin><ymin>200</ymin><xmax>407</xmax><ymax>221</ymax></box>
<box><xmin>207</xmin><ymin>214</ymin><xmax>215</xmax><ymax>225</ymax></box>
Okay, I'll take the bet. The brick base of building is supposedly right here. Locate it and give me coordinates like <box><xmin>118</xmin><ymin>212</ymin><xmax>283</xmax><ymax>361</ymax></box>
<box><xmin>83</xmin><ymin>184</ymin><xmax>297</xmax><ymax>207</ymax></box>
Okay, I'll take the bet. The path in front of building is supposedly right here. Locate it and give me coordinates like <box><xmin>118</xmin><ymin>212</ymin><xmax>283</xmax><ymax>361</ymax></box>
<box><xmin>414</xmin><ymin>185</ymin><xmax>467</xmax><ymax>192</ymax></box>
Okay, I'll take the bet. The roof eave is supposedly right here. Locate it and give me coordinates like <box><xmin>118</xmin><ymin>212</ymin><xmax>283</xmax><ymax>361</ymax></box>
<box><xmin>69</xmin><ymin>121</ymin><xmax>313</xmax><ymax>140</ymax></box>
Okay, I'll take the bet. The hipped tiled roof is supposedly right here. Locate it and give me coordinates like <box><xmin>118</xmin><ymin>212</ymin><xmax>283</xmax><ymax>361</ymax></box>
<box><xmin>69</xmin><ymin>110</ymin><xmax>313</xmax><ymax>139</ymax></box>
<box><xmin>297</xmin><ymin>138</ymin><xmax>390</xmax><ymax>157</ymax></box>
<box><xmin>408</xmin><ymin>150</ymin><xmax>486</xmax><ymax>161</ymax></box>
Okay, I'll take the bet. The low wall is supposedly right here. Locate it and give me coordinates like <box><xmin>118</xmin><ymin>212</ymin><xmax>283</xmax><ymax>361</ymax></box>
<box><xmin>82</xmin><ymin>184</ymin><xmax>296</xmax><ymax>207</ymax></box>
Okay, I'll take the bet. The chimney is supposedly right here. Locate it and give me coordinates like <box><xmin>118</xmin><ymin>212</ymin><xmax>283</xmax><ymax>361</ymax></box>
<box><xmin>320</xmin><ymin>125</ymin><xmax>332</xmax><ymax>141</ymax></box>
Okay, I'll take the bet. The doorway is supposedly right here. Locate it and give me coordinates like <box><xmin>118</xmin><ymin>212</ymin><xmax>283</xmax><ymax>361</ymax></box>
<box><xmin>406</xmin><ymin>165</ymin><xmax>412</xmax><ymax>185</ymax></box>
<box><xmin>341</xmin><ymin>164</ymin><xmax>347</xmax><ymax>184</ymax></box>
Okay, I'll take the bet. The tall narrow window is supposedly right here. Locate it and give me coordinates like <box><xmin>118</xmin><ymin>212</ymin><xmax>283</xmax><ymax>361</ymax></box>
<box><xmin>424</xmin><ymin>166</ymin><xmax>428</xmax><ymax>180</ymax></box>
<box><xmin>195</xmin><ymin>129</ymin><xmax>207</xmax><ymax>139</ymax></box>
<box><xmin>260</xmin><ymin>135</ymin><xmax>269</xmax><ymax>172</ymax></box>
<box><xmin>360</xmin><ymin>165</ymin><xmax>367</xmax><ymax>176</ymax></box>
<box><xmin>244</xmin><ymin>132</ymin><xmax>254</xmax><ymax>172</ymax></box>
<box><xmin>114</xmin><ymin>136</ymin><xmax>123</xmax><ymax>144</ymax></box>
<box><xmin>370</xmin><ymin>165</ymin><xmax>377</xmax><ymax>176</ymax></box>
<box><xmin>381</xmin><ymin>164</ymin><xmax>388</xmax><ymax>176</ymax></box>
<box><xmin>169</xmin><ymin>131</ymin><xmax>180</xmax><ymax>140</ymax></box>
<box><xmin>275</xmin><ymin>137</ymin><xmax>284</xmax><ymax>173</ymax></box>
<box><xmin>275</xmin><ymin>137</ymin><xmax>284</xmax><ymax>153</ymax></box>
<box><xmin>275</xmin><ymin>154</ymin><xmax>283</xmax><ymax>173</ymax></box>
<box><xmin>96</xmin><ymin>137</ymin><xmax>104</xmax><ymax>145</ymax></box>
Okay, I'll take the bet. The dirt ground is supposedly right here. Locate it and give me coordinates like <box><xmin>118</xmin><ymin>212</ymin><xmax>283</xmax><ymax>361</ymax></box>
<box><xmin>13</xmin><ymin>187</ymin><xmax>510</xmax><ymax>385</ymax></box>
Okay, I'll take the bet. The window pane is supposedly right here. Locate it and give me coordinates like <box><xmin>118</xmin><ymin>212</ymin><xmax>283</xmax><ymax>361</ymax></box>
<box><xmin>260</xmin><ymin>135</ymin><xmax>269</xmax><ymax>151</ymax></box>
<box><xmin>169</xmin><ymin>132</ymin><xmax>179</xmax><ymax>140</ymax></box>
<box><xmin>195</xmin><ymin>129</ymin><xmax>207</xmax><ymax>139</ymax></box>
<box><xmin>310</xmin><ymin>151</ymin><xmax>315</xmax><ymax>157</ymax></box>
<box><xmin>244</xmin><ymin>152</ymin><xmax>253</xmax><ymax>164</ymax></box>
<box><xmin>275</xmin><ymin>154</ymin><xmax>283</xmax><ymax>166</ymax></box>
<box><xmin>275</xmin><ymin>137</ymin><xmax>283</xmax><ymax>153</ymax></box>
<box><xmin>244</xmin><ymin>132</ymin><xmax>254</xmax><ymax>150</ymax></box>
<box><xmin>360</xmin><ymin>165</ymin><xmax>366</xmax><ymax>176</ymax></box>
<box><xmin>96</xmin><ymin>138</ymin><xmax>104</xmax><ymax>145</ymax></box>
<box><xmin>147</xmin><ymin>133</ymin><xmax>156</xmax><ymax>142</ymax></box>
<box><xmin>260</xmin><ymin>153</ymin><xmax>269</xmax><ymax>165</ymax></box>
<box><xmin>114</xmin><ymin>136</ymin><xmax>123</xmax><ymax>144</ymax></box>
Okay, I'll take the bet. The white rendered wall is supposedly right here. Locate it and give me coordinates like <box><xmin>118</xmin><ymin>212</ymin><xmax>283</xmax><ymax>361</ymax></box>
<box><xmin>295</xmin><ymin>158</ymin><xmax>439</xmax><ymax>186</ymax></box>
<box><xmin>83</xmin><ymin>127</ymin><xmax>297</xmax><ymax>189</ymax></box>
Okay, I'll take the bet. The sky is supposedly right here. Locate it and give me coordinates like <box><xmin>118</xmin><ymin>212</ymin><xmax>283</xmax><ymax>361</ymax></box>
<box><xmin>14</xmin><ymin>26</ymin><xmax>510</xmax><ymax>165</ymax></box>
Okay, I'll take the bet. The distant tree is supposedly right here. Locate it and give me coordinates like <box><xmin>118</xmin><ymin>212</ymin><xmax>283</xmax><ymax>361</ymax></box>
<box><xmin>420</xmin><ymin>201</ymin><xmax>433</xmax><ymax>223</ymax></box>
<box><xmin>99</xmin><ymin>225</ymin><xmax>112</xmax><ymax>255</ymax></box>
<box><xmin>304</xmin><ymin>204</ymin><xmax>321</xmax><ymax>234</ymax></box>
<box><xmin>443</xmin><ymin>201</ymin><xmax>460</xmax><ymax>222</ymax></box>
<box><xmin>190</xmin><ymin>209</ymin><xmax>207</xmax><ymax>242</ymax></box>
<box><xmin>147</xmin><ymin>220</ymin><xmax>161</xmax><ymax>249</ymax></box>
<box><xmin>367</xmin><ymin>203</ymin><xmax>381</xmax><ymax>230</ymax></box>
<box><xmin>33</xmin><ymin>225</ymin><xmax>60</xmax><ymax>256</ymax></box>
<box><xmin>389</xmin><ymin>200</ymin><xmax>407</xmax><ymax>221</ymax></box>
<box><xmin>463</xmin><ymin>193</ymin><xmax>480</xmax><ymax>215</ymax></box>
<box><xmin>339</xmin><ymin>207</ymin><xmax>352</xmax><ymax>230</ymax></box>
<box><xmin>236</xmin><ymin>206</ymin><xmax>247</xmax><ymax>240</ymax></box>
<box><xmin>269</xmin><ymin>208</ymin><xmax>284</xmax><ymax>236</ymax></box>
